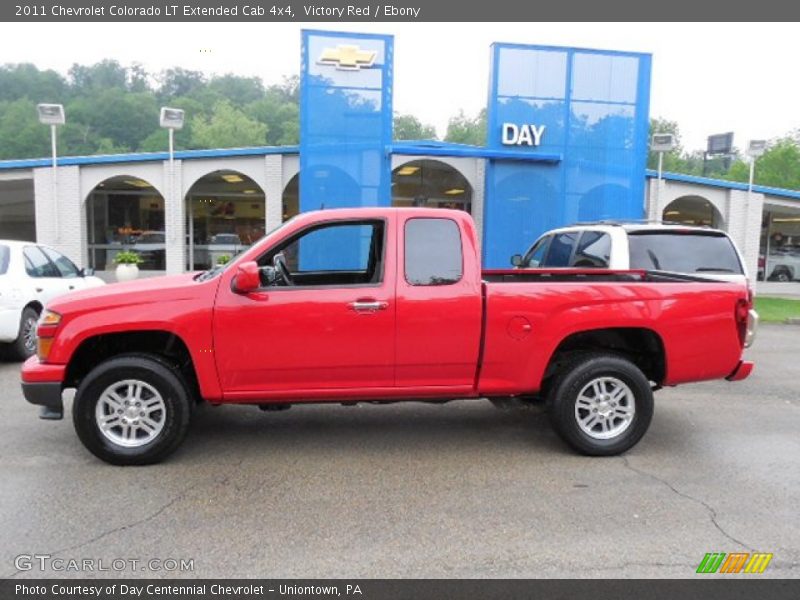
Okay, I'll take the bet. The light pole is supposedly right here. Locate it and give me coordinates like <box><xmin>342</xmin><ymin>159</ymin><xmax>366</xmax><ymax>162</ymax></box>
<box><xmin>651</xmin><ymin>133</ymin><xmax>676</xmax><ymax>218</ymax></box>
<box><xmin>746</xmin><ymin>139</ymin><xmax>767</xmax><ymax>194</ymax></box>
<box><xmin>37</xmin><ymin>103</ymin><xmax>65</xmax><ymax>242</ymax></box>
<box><xmin>159</xmin><ymin>107</ymin><xmax>185</xmax><ymax>262</ymax></box>
<box><xmin>747</xmin><ymin>139</ymin><xmax>767</xmax><ymax>279</ymax></box>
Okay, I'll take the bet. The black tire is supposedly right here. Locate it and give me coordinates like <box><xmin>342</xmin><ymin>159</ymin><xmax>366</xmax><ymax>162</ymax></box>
<box><xmin>769</xmin><ymin>267</ymin><xmax>792</xmax><ymax>282</ymax></box>
<box><xmin>8</xmin><ymin>306</ymin><xmax>39</xmax><ymax>361</ymax></box>
<box><xmin>547</xmin><ymin>353</ymin><xmax>654</xmax><ymax>456</ymax></box>
<box><xmin>72</xmin><ymin>354</ymin><xmax>192</xmax><ymax>465</ymax></box>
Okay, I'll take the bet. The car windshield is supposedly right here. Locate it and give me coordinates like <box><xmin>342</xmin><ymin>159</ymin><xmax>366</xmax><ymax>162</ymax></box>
<box><xmin>136</xmin><ymin>233</ymin><xmax>165</xmax><ymax>244</ymax></box>
<box><xmin>628</xmin><ymin>231</ymin><xmax>744</xmax><ymax>274</ymax></box>
<box><xmin>0</xmin><ymin>245</ymin><xmax>9</xmax><ymax>275</ymax></box>
<box><xmin>211</xmin><ymin>234</ymin><xmax>240</xmax><ymax>244</ymax></box>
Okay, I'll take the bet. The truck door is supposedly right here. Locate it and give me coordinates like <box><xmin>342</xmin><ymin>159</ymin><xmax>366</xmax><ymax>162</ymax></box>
<box><xmin>213</xmin><ymin>217</ymin><xmax>396</xmax><ymax>396</ymax></box>
<box><xmin>394</xmin><ymin>216</ymin><xmax>483</xmax><ymax>390</ymax></box>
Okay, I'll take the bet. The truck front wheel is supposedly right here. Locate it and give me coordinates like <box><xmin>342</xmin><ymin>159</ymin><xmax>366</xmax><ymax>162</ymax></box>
<box><xmin>72</xmin><ymin>355</ymin><xmax>192</xmax><ymax>465</ymax></box>
<box><xmin>547</xmin><ymin>354</ymin><xmax>653</xmax><ymax>456</ymax></box>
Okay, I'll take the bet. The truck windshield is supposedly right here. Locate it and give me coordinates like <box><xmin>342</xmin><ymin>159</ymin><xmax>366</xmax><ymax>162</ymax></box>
<box><xmin>628</xmin><ymin>232</ymin><xmax>743</xmax><ymax>274</ymax></box>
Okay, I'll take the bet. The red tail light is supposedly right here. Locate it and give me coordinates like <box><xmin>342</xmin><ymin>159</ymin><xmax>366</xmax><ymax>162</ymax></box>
<box><xmin>735</xmin><ymin>298</ymin><xmax>750</xmax><ymax>347</ymax></box>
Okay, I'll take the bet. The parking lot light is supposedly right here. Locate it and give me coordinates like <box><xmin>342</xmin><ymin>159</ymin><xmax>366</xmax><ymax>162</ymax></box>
<box><xmin>746</xmin><ymin>140</ymin><xmax>767</xmax><ymax>194</ymax></box>
<box><xmin>37</xmin><ymin>104</ymin><xmax>65</xmax><ymax>242</ymax></box>
<box><xmin>651</xmin><ymin>133</ymin><xmax>677</xmax><ymax>210</ymax></box>
<box><xmin>160</xmin><ymin>108</ymin><xmax>185</xmax><ymax>249</ymax></box>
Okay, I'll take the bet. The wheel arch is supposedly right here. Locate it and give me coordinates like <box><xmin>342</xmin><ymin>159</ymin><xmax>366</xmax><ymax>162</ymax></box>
<box><xmin>24</xmin><ymin>300</ymin><xmax>43</xmax><ymax>314</ymax></box>
<box><xmin>64</xmin><ymin>330</ymin><xmax>201</xmax><ymax>402</ymax></box>
<box><xmin>542</xmin><ymin>327</ymin><xmax>666</xmax><ymax>393</ymax></box>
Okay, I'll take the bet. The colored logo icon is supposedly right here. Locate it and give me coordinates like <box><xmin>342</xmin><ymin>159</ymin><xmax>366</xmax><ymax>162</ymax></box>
<box><xmin>696</xmin><ymin>552</ymin><xmax>773</xmax><ymax>574</ymax></box>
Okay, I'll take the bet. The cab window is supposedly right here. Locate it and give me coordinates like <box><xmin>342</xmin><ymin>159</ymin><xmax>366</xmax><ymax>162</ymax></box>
<box><xmin>542</xmin><ymin>232</ymin><xmax>580</xmax><ymax>267</ymax></box>
<box><xmin>261</xmin><ymin>220</ymin><xmax>385</xmax><ymax>287</ymax></box>
<box><xmin>404</xmin><ymin>218</ymin><xmax>463</xmax><ymax>286</ymax></box>
<box><xmin>570</xmin><ymin>232</ymin><xmax>611</xmax><ymax>268</ymax></box>
<box><xmin>522</xmin><ymin>236</ymin><xmax>551</xmax><ymax>267</ymax></box>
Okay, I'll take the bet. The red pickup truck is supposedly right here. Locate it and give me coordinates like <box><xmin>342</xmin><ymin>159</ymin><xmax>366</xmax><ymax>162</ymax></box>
<box><xmin>21</xmin><ymin>208</ymin><xmax>755</xmax><ymax>465</ymax></box>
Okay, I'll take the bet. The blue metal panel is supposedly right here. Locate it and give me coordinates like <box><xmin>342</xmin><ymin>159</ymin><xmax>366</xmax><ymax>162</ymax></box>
<box><xmin>299</xmin><ymin>30</ymin><xmax>393</xmax><ymax>213</ymax></box>
<box><xmin>483</xmin><ymin>44</ymin><xmax>652</xmax><ymax>268</ymax></box>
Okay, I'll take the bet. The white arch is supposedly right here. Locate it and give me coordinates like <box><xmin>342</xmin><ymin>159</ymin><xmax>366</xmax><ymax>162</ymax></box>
<box><xmin>181</xmin><ymin>156</ymin><xmax>269</xmax><ymax>198</ymax></box>
<box><xmin>390</xmin><ymin>155</ymin><xmax>478</xmax><ymax>193</ymax></box>
<box><xmin>663</xmin><ymin>194</ymin><xmax>725</xmax><ymax>227</ymax></box>
<box><xmin>80</xmin><ymin>163</ymin><xmax>167</xmax><ymax>202</ymax></box>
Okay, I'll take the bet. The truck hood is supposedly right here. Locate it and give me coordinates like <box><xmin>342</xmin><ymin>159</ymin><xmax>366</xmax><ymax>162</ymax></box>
<box><xmin>48</xmin><ymin>273</ymin><xmax>207</xmax><ymax>314</ymax></box>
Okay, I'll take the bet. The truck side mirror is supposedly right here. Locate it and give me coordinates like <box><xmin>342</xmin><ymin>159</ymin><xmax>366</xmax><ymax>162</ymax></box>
<box><xmin>232</xmin><ymin>261</ymin><xmax>260</xmax><ymax>294</ymax></box>
<box><xmin>79</xmin><ymin>267</ymin><xmax>95</xmax><ymax>277</ymax></box>
<box><xmin>510</xmin><ymin>254</ymin><xmax>524</xmax><ymax>267</ymax></box>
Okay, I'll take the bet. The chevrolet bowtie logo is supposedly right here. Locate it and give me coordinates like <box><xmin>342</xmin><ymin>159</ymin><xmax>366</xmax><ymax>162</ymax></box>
<box><xmin>318</xmin><ymin>45</ymin><xmax>377</xmax><ymax>71</ymax></box>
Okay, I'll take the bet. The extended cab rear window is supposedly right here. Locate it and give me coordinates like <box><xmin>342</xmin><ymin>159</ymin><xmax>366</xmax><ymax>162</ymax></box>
<box><xmin>404</xmin><ymin>218</ymin><xmax>463</xmax><ymax>285</ymax></box>
<box><xmin>628</xmin><ymin>232</ymin><xmax>744</xmax><ymax>275</ymax></box>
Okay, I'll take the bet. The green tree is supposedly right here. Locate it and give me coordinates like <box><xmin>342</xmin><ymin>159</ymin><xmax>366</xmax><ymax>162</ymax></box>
<box><xmin>67</xmin><ymin>88</ymin><xmax>159</xmax><ymax>152</ymax></box>
<box><xmin>208</xmin><ymin>74</ymin><xmax>265</xmax><ymax>106</ymax></box>
<box><xmin>0</xmin><ymin>63</ymin><xmax>67</xmax><ymax>103</ymax></box>
<box><xmin>444</xmin><ymin>109</ymin><xmax>485</xmax><ymax>145</ymax></box>
<box><xmin>726</xmin><ymin>139</ymin><xmax>800</xmax><ymax>190</ymax></box>
<box><xmin>246</xmin><ymin>95</ymin><xmax>299</xmax><ymax>145</ymax></box>
<box><xmin>137</xmin><ymin>96</ymin><xmax>205</xmax><ymax>152</ymax></box>
<box><xmin>0</xmin><ymin>98</ymin><xmax>50</xmax><ymax>159</ymax></box>
<box><xmin>190</xmin><ymin>100</ymin><xmax>268</xmax><ymax>148</ymax></box>
<box><xmin>647</xmin><ymin>117</ymin><xmax>687</xmax><ymax>172</ymax></box>
<box><xmin>393</xmin><ymin>114</ymin><xmax>437</xmax><ymax>140</ymax></box>
<box><xmin>157</xmin><ymin>67</ymin><xmax>206</xmax><ymax>98</ymax></box>
<box><xmin>68</xmin><ymin>60</ymin><xmax>128</xmax><ymax>91</ymax></box>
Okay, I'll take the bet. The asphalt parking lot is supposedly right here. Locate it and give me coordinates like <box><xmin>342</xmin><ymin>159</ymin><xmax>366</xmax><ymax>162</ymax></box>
<box><xmin>0</xmin><ymin>324</ymin><xmax>798</xmax><ymax>579</ymax></box>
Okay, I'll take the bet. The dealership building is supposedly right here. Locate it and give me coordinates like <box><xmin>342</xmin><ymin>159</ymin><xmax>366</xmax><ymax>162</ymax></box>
<box><xmin>1</xmin><ymin>30</ymin><xmax>799</xmax><ymax>280</ymax></box>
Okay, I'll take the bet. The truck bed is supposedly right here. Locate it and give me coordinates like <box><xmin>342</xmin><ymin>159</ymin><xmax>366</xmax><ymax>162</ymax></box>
<box><xmin>476</xmin><ymin>269</ymin><xmax>747</xmax><ymax>396</ymax></box>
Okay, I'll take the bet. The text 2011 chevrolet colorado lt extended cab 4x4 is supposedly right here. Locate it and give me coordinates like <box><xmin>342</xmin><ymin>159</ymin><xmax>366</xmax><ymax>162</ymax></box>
<box><xmin>21</xmin><ymin>208</ymin><xmax>756</xmax><ymax>465</ymax></box>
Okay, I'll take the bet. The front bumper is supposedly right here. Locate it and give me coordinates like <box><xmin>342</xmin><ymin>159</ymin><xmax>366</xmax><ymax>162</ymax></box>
<box><xmin>21</xmin><ymin>356</ymin><xmax>66</xmax><ymax>420</ymax></box>
<box><xmin>21</xmin><ymin>381</ymin><xmax>63</xmax><ymax>419</ymax></box>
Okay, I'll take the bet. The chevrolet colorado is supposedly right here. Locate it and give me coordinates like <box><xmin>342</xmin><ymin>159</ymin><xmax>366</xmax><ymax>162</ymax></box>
<box><xmin>21</xmin><ymin>208</ymin><xmax>756</xmax><ymax>464</ymax></box>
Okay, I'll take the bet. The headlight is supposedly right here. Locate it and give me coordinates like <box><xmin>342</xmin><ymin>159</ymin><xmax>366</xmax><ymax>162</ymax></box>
<box><xmin>36</xmin><ymin>310</ymin><xmax>61</xmax><ymax>362</ymax></box>
<box><xmin>39</xmin><ymin>310</ymin><xmax>61</xmax><ymax>326</ymax></box>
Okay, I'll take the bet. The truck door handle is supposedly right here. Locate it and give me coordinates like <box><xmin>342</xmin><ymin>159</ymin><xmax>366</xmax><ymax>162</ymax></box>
<box><xmin>349</xmin><ymin>300</ymin><xmax>388</xmax><ymax>312</ymax></box>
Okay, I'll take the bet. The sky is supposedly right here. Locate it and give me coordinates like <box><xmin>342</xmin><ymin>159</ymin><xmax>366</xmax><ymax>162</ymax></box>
<box><xmin>0</xmin><ymin>22</ymin><xmax>797</xmax><ymax>152</ymax></box>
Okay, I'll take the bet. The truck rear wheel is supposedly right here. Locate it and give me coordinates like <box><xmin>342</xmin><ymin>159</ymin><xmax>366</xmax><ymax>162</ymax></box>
<box><xmin>72</xmin><ymin>355</ymin><xmax>191</xmax><ymax>465</ymax></box>
<box><xmin>547</xmin><ymin>353</ymin><xmax>653</xmax><ymax>456</ymax></box>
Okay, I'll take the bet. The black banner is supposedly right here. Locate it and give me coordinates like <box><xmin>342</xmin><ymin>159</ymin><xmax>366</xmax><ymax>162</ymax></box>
<box><xmin>2</xmin><ymin>0</ymin><xmax>799</xmax><ymax>22</ymax></box>
<box><xmin>3</xmin><ymin>579</ymin><xmax>800</xmax><ymax>600</ymax></box>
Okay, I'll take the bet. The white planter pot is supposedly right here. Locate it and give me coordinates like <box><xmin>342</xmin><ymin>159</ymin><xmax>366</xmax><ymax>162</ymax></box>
<box><xmin>115</xmin><ymin>264</ymin><xmax>140</xmax><ymax>282</ymax></box>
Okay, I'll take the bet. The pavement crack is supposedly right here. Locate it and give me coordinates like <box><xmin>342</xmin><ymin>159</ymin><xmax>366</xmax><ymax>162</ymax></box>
<box><xmin>620</xmin><ymin>457</ymin><xmax>753</xmax><ymax>552</ymax></box>
<box><xmin>5</xmin><ymin>477</ymin><xmax>206</xmax><ymax>578</ymax></box>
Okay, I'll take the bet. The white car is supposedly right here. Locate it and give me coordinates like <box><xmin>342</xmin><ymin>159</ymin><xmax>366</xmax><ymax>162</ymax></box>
<box><xmin>0</xmin><ymin>241</ymin><xmax>105</xmax><ymax>360</ymax></box>
<box><xmin>512</xmin><ymin>222</ymin><xmax>751</xmax><ymax>286</ymax></box>
<box><xmin>512</xmin><ymin>222</ymin><xmax>758</xmax><ymax>347</ymax></box>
